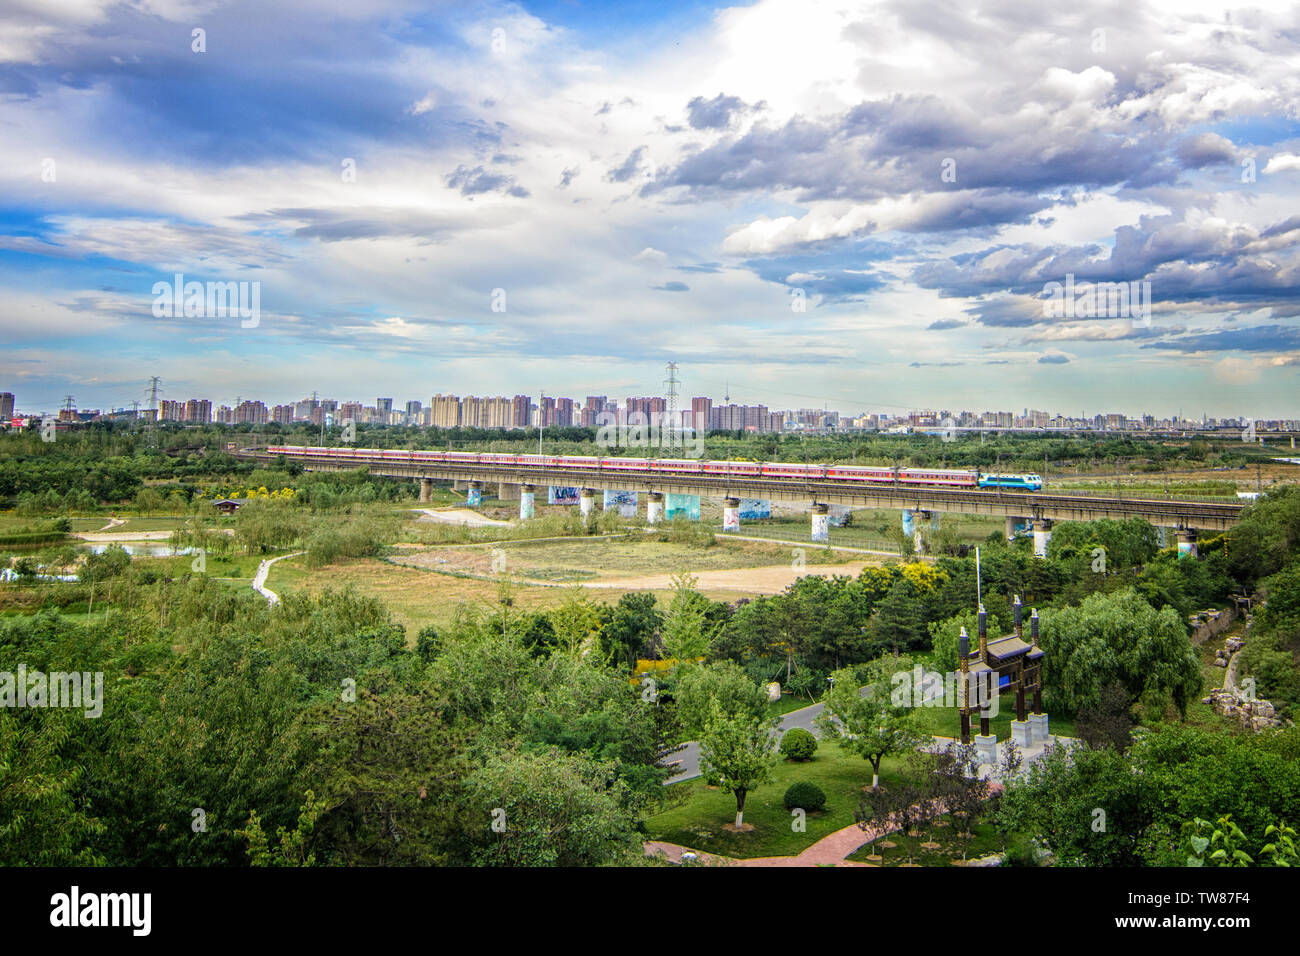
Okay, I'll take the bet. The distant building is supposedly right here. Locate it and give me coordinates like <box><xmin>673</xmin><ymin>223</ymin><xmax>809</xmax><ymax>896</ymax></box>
<box><xmin>429</xmin><ymin>394</ymin><xmax>461</xmax><ymax>428</ymax></box>
<box><xmin>0</xmin><ymin>393</ymin><xmax>16</xmax><ymax>419</ymax></box>
<box><xmin>235</xmin><ymin>400</ymin><xmax>268</xmax><ymax>424</ymax></box>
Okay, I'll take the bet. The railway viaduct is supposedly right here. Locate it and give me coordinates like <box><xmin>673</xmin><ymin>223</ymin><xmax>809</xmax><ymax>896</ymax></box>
<box><xmin>244</xmin><ymin>447</ymin><xmax>1246</xmax><ymax>556</ymax></box>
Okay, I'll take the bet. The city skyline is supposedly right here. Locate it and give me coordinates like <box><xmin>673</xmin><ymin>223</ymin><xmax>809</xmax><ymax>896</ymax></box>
<box><xmin>6</xmin><ymin>381</ymin><xmax>1295</xmax><ymax>433</ymax></box>
<box><xmin>3</xmin><ymin>1</ymin><xmax>1300</xmax><ymax>417</ymax></box>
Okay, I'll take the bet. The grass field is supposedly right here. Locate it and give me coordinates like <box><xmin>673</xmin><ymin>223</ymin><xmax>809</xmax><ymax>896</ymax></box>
<box><xmin>646</xmin><ymin>747</ymin><xmax>905</xmax><ymax>859</ymax></box>
<box><xmin>267</xmin><ymin>555</ymin><xmax>707</xmax><ymax>634</ymax></box>
<box><xmin>739</xmin><ymin>508</ymin><xmax>1004</xmax><ymax>551</ymax></box>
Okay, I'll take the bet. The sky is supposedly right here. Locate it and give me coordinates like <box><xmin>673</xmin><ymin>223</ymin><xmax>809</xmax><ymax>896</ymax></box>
<box><xmin>2</xmin><ymin>0</ymin><xmax>1300</xmax><ymax>419</ymax></box>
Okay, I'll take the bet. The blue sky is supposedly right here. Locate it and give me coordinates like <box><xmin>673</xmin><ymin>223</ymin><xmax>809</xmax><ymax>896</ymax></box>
<box><xmin>2</xmin><ymin>0</ymin><xmax>1300</xmax><ymax>418</ymax></box>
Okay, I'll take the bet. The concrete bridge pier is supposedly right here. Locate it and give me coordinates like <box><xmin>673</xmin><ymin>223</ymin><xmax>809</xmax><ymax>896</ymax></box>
<box><xmin>903</xmin><ymin>508</ymin><xmax>931</xmax><ymax>553</ymax></box>
<box><xmin>519</xmin><ymin>484</ymin><xmax>536</xmax><ymax>520</ymax></box>
<box><xmin>1005</xmin><ymin>515</ymin><xmax>1024</xmax><ymax>541</ymax></box>
<box><xmin>497</xmin><ymin>481</ymin><xmax>520</xmax><ymax>501</ymax></box>
<box><xmin>1032</xmin><ymin>519</ymin><xmax>1053</xmax><ymax>558</ymax></box>
<box><xmin>811</xmin><ymin>503</ymin><xmax>830</xmax><ymax>543</ymax></box>
<box><xmin>647</xmin><ymin>492</ymin><xmax>664</xmax><ymax>525</ymax></box>
<box><xmin>466</xmin><ymin>481</ymin><xmax>483</xmax><ymax>507</ymax></box>
<box><xmin>1177</xmin><ymin>529</ymin><xmax>1198</xmax><ymax>558</ymax></box>
<box><xmin>419</xmin><ymin>478</ymin><xmax>434</xmax><ymax>503</ymax></box>
<box><xmin>722</xmin><ymin>497</ymin><xmax>741</xmax><ymax>532</ymax></box>
<box><xmin>580</xmin><ymin>488</ymin><xmax>597</xmax><ymax>519</ymax></box>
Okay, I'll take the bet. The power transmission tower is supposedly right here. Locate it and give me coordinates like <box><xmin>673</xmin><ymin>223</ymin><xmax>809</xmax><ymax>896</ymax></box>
<box><xmin>663</xmin><ymin>362</ymin><xmax>680</xmax><ymax>449</ymax></box>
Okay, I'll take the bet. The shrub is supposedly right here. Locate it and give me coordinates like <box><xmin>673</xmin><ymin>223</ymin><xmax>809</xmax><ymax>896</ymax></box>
<box><xmin>779</xmin><ymin>727</ymin><xmax>818</xmax><ymax>761</ymax></box>
<box><xmin>783</xmin><ymin>781</ymin><xmax>827</xmax><ymax>812</ymax></box>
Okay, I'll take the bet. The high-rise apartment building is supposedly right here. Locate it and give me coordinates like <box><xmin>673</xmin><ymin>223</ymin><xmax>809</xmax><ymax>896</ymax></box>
<box><xmin>690</xmin><ymin>396</ymin><xmax>712</xmax><ymax>432</ymax></box>
<box><xmin>429</xmin><ymin>394</ymin><xmax>461</xmax><ymax>428</ymax></box>
<box><xmin>512</xmin><ymin>395</ymin><xmax>532</xmax><ymax>428</ymax></box>
<box><xmin>235</xmin><ymin>400</ymin><xmax>269</xmax><ymax>424</ymax></box>
<box><xmin>555</xmin><ymin>397</ymin><xmax>574</xmax><ymax>427</ymax></box>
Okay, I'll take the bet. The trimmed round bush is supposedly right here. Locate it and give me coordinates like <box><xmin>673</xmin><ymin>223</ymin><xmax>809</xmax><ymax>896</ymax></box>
<box><xmin>779</xmin><ymin>727</ymin><xmax>818</xmax><ymax>762</ymax></box>
<box><xmin>783</xmin><ymin>781</ymin><xmax>827</xmax><ymax>812</ymax></box>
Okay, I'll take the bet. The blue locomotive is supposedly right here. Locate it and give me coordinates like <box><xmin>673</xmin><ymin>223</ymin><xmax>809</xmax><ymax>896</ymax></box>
<box><xmin>978</xmin><ymin>473</ymin><xmax>1043</xmax><ymax>491</ymax></box>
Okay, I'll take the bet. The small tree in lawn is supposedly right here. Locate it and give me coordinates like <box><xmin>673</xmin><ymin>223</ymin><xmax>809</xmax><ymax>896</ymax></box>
<box><xmin>816</xmin><ymin>659</ymin><xmax>925</xmax><ymax>790</ymax></box>
<box><xmin>938</xmin><ymin>742</ymin><xmax>990</xmax><ymax>857</ymax></box>
<box><xmin>698</xmin><ymin>703</ymin><xmax>778</xmax><ymax>829</ymax></box>
<box><xmin>856</xmin><ymin>770</ymin><xmax>921</xmax><ymax>863</ymax></box>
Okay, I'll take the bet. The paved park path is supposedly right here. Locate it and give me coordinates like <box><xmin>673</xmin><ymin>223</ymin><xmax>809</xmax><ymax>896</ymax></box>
<box><xmin>645</xmin><ymin>786</ymin><xmax>1003</xmax><ymax>867</ymax></box>
<box><xmin>253</xmin><ymin>551</ymin><xmax>304</xmax><ymax>605</ymax></box>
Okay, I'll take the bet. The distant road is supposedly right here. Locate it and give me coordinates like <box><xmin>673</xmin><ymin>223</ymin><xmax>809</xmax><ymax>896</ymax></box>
<box><xmin>664</xmin><ymin>693</ymin><xmax>844</xmax><ymax>784</ymax></box>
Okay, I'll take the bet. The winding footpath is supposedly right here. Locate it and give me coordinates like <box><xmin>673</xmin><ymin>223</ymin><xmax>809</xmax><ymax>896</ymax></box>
<box><xmin>252</xmin><ymin>551</ymin><xmax>304</xmax><ymax>605</ymax></box>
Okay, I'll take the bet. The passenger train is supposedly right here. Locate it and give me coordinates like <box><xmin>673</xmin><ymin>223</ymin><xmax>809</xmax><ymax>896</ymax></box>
<box><xmin>267</xmin><ymin>446</ymin><xmax>1045</xmax><ymax>491</ymax></box>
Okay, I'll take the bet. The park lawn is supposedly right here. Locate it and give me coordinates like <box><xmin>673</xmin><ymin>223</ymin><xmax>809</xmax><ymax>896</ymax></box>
<box><xmin>645</xmin><ymin>748</ymin><xmax>905</xmax><ymax>859</ymax></box>
<box><xmin>844</xmin><ymin>817</ymin><xmax>1005</xmax><ymax>866</ymax></box>
<box><xmin>137</xmin><ymin>551</ymin><xmax>268</xmax><ymax>583</ymax></box>
<box><xmin>767</xmin><ymin>692</ymin><xmax>820</xmax><ymax>718</ymax></box>
<box><xmin>737</xmin><ymin>516</ymin><xmax>897</xmax><ymax>552</ymax></box>
<box><xmin>912</xmin><ymin>690</ymin><xmax>1076</xmax><ymax>740</ymax></box>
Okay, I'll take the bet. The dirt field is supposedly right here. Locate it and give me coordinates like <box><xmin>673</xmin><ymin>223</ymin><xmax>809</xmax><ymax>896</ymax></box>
<box><xmin>583</xmin><ymin>562</ymin><xmax>874</xmax><ymax>594</ymax></box>
<box><xmin>388</xmin><ymin>536</ymin><xmax>858</xmax><ymax>584</ymax></box>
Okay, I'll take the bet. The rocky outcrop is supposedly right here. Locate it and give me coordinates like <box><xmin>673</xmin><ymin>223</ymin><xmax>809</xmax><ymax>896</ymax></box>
<box><xmin>1203</xmin><ymin>688</ymin><xmax>1283</xmax><ymax>731</ymax></box>
<box><xmin>1189</xmin><ymin>606</ymin><xmax>1237</xmax><ymax>645</ymax></box>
